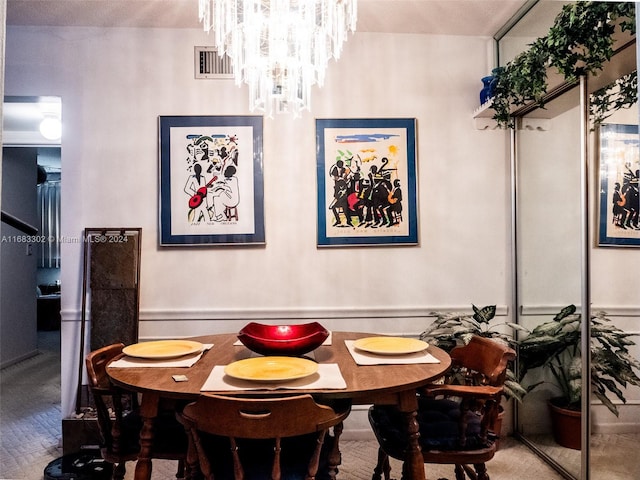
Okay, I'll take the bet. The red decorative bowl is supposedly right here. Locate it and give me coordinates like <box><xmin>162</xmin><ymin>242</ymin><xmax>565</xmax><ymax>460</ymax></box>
<box><xmin>237</xmin><ymin>322</ymin><xmax>330</xmax><ymax>356</ymax></box>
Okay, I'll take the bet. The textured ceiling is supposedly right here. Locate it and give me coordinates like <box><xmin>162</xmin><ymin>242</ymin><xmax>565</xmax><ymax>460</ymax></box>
<box><xmin>6</xmin><ymin>0</ymin><xmax>532</xmax><ymax>36</ymax></box>
<box><xmin>4</xmin><ymin>0</ymin><xmax>538</xmax><ymax>145</ymax></box>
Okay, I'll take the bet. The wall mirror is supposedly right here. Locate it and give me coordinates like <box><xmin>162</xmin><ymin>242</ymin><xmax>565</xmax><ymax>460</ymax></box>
<box><xmin>514</xmin><ymin>88</ymin><xmax>584</xmax><ymax>480</ymax></box>
<box><xmin>514</xmin><ymin>78</ymin><xmax>639</xmax><ymax>480</ymax></box>
<box><xmin>499</xmin><ymin>2</ymin><xmax>640</xmax><ymax>479</ymax></box>
<box><xmin>495</xmin><ymin>0</ymin><xmax>569</xmax><ymax>67</ymax></box>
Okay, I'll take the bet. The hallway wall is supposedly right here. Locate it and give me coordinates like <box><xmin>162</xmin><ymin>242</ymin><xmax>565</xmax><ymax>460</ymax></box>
<box><xmin>1</xmin><ymin>147</ymin><xmax>38</xmax><ymax>367</ymax></box>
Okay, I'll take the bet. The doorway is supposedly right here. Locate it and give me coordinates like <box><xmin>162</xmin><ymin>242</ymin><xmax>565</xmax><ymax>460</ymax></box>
<box><xmin>1</xmin><ymin>96</ymin><xmax>61</xmax><ymax>366</ymax></box>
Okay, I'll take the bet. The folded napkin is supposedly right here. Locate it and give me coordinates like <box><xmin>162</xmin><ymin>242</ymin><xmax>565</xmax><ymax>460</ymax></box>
<box><xmin>233</xmin><ymin>331</ymin><xmax>333</xmax><ymax>346</ymax></box>
<box><xmin>108</xmin><ymin>344</ymin><xmax>214</xmax><ymax>368</ymax></box>
<box><xmin>201</xmin><ymin>363</ymin><xmax>346</xmax><ymax>391</ymax></box>
<box><xmin>345</xmin><ymin>340</ymin><xmax>440</xmax><ymax>366</ymax></box>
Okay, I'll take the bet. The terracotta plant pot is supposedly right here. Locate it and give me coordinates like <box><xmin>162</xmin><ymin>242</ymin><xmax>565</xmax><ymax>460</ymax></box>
<box><xmin>548</xmin><ymin>398</ymin><xmax>581</xmax><ymax>450</ymax></box>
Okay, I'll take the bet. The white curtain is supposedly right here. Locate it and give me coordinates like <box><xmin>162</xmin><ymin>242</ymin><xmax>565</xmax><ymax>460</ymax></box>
<box><xmin>37</xmin><ymin>180</ymin><xmax>61</xmax><ymax>268</ymax></box>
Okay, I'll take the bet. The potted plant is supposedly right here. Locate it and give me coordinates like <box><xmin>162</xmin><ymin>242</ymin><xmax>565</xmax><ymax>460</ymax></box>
<box><xmin>419</xmin><ymin>304</ymin><xmax>527</xmax><ymax>446</ymax></box>
<box><xmin>489</xmin><ymin>1</ymin><xmax>636</xmax><ymax>128</ymax></box>
<box><xmin>516</xmin><ymin>304</ymin><xmax>640</xmax><ymax>449</ymax></box>
<box><xmin>420</xmin><ymin>304</ymin><xmax>526</xmax><ymax>401</ymax></box>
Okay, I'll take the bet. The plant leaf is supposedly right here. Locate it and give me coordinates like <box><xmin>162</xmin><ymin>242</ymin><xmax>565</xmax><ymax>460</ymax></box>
<box><xmin>554</xmin><ymin>304</ymin><xmax>577</xmax><ymax>321</ymax></box>
<box><xmin>472</xmin><ymin>305</ymin><xmax>496</xmax><ymax>324</ymax></box>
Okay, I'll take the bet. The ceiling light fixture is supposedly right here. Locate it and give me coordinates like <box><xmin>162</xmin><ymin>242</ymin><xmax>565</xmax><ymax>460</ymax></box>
<box><xmin>199</xmin><ymin>0</ymin><xmax>357</xmax><ymax>118</ymax></box>
<box><xmin>39</xmin><ymin>116</ymin><xmax>62</xmax><ymax>141</ymax></box>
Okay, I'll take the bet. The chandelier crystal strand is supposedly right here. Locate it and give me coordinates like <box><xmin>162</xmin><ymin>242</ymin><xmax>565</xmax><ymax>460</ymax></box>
<box><xmin>199</xmin><ymin>0</ymin><xmax>357</xmax><ymax>117</ymax></box>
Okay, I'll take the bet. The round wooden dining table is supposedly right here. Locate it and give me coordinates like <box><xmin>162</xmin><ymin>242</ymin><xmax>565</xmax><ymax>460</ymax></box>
<box><xmin>107</xmin><ymin>331</ymin><xmax>451</xmax><ymax>480</ymax></box>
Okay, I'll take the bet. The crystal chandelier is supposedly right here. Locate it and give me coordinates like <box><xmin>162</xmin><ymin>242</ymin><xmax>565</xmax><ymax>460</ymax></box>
<box><xmin>199</xmin><ymin>0</ymin><xmax>357</xmax><ymax>117</ymax></box>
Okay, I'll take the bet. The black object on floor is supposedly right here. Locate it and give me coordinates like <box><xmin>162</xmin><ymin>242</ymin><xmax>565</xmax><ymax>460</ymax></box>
<box><xmin>44</xmin><ymin>452</ymin><xmax>112</xmax><ymax>480</ymax></box>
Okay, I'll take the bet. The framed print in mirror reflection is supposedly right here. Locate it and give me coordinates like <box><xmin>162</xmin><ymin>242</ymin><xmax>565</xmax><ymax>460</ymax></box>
<box><xmin>316</xmin><ymin>118</ymin><xmax>418</xmax><ymax>247</ymax></box>
<box><xmin>158</xmin><ymin>115</ymin><xmax>264</xmax><ymax>246</ymax></box>
<box><xmin>598</xmin><ymin>123</ymin><xmax>640</xmax><ymax>247</ymax></box>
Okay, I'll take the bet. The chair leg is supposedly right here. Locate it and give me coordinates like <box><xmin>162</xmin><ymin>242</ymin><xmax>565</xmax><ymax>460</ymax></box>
<box><xmin>457</xmin><ymin>463</ymin><xmax>488</xmax><ymax>480</ymax></box>
<box><xmin>327</xmin><ymin>421</ymin><xmax>344</xmax><ymax>480</ymax></box>
<box><xmin>183</xmin><ymin>429</ymin><xmax>203</xmax><ymax>480</ymax></box>
<box><xmin>176</xmin><ymin>459</ymin><xmax>185</xmax><ymax>479</ymax></box>
<box><xmin>112</xmin><ymin>462</ymin><xmax>126</xmax><ymax>480</ymax></box>
<box><xmin>473</xmin><ymin>463</ymin><xmax>489</xmax><ymax>480</ymax></box>
<box><xmin>461</xmin><ymin>464</ymin><xmax>477</xmax><ymax>479</ymax></box>
<box><xmin>372</xmin><ymin>447</ymin><xmax>392</xmax><ymax>480</ymax></box>
<box><xmin>454</xmin><ymin>463</ymin><xmax>466</xmax><ymax>480</ymax></box>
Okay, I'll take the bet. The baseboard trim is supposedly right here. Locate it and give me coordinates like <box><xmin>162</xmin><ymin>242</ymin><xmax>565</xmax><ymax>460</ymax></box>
<box><xmin>0</xmin><ymin>349</ymin><xmax>39</xmax><ymax>370</ymax></box>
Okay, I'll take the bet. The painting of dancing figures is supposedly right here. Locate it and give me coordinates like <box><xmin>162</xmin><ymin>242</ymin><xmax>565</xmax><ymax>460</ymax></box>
<box><xmin>159</xmin><ymin>116</ymin><xmax>264</xmax><ymax>246</ymax></box>
<box><xmin>316</xmin><ymin>118</ymin><xmax>418</xmax><ymax>247</ymax></box>
<box><xmin>598</xmin><ymin>123</ymin><xmax>640</xmax><ymax>247</ymax></box>
<box><xmin>184</xmin><ymin>135</ymin><xmax>239</xmax><ymax>223</ymax></box>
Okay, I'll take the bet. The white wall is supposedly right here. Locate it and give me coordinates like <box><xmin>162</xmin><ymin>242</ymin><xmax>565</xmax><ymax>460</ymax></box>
<box><xmin>1</xmin><ymin>147</ymin><xmax>38</xmax><ymax>367</ymax></box>
<box><xmin>5</xmin><ymin>25</ymin><xmax>509</xmax><ymax>418</ymax></box>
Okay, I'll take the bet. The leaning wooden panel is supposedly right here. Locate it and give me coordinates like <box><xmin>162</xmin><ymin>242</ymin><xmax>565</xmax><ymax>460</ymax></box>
<box><xmin>75</xmin><ymin>228</ymin><xmax>141</xmax><ymax>414</ymax></box>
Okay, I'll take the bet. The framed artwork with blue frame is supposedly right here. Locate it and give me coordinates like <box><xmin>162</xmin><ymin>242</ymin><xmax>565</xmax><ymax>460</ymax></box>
<box><xmin>598</xmin><ymin>123</ymin><xmax>640</xmax><ymax>247</ymax></box>
<box><xmin>316</xmin><ymin>118</ymin><xmax>418</xmax><ymax>247</ymax></box>
<box><xmin>159</xmin><ymin>115</ymin><xmax>265</xmax><ymax>246</ymax></box>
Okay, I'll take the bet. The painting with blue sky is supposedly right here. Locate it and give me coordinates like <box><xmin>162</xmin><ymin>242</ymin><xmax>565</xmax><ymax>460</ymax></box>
<box><xmin>316</xmin><ymin>118</ymin><xmax>418</xmax><ymax>246</ymax></box>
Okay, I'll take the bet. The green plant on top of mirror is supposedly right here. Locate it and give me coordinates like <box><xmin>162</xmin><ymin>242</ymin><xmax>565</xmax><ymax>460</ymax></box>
<box><xmin>491</xmin><ymin>1</ymin><xmax>636</xmax><ymax>128</ymax></box>
<box><xmin>546</xmin><ymin>1</ymin><xmax>635</xmax><ymax>81</ymax></box>
<box><xmin>590</xmin><ymin>70</ymin><xmax>638</xmax><ymax>126</ymax></box>
<box><xmin>517</xmin><ymin>304</ymin><xmax>640</xmax><ymax>416</ymax></box>
<box><xmin>420</xmin><ymin>304</ymin><xmax>527</xmax><ymax>402</ymax></box>
<box><xmin>491</xmin><ymin>39</ymin><xmax>550</xmax><ymax>127</ymax></box>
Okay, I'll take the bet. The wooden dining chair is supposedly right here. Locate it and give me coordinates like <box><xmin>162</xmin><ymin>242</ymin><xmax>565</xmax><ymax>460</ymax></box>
<box><xmin>85</xmin><ymin>343</ymin><xmax>188</xmax><ymax>480</ymax></box>
<box><xmin>368</xmin><ymin>335</ymin><xmax>516</xmax><ymax>480</ymax></box>
<box><xmin>176</xmin><ymin>393</ymin><xmax>352</xmax><ymax>480</ymax></box>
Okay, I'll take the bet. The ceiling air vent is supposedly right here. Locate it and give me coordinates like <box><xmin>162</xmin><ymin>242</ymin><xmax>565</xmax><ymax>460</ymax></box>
<box><xmin>195</xmin><ymin>46</ymin><xmax>234</xmax><ymax>79</ymax></box>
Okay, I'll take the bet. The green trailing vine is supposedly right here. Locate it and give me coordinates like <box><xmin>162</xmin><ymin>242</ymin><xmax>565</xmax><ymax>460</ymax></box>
<box><xmin>491</xmin><ymin>1</ymin><xmax>636</xmax><ymax>128</ymax></box>
<box><xmin>591</xmin><ymin>70</ymin><xmax>638</xmax><ymax>126</ymax></box>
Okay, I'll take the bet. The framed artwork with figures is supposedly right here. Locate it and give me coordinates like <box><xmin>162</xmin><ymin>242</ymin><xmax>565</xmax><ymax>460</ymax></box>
<box><xmin>159</xmin><ymin>115</ymin><xmax>265</xmax><ymax>246</ymax></box>
<box><xmin>598</xmin><ymin>123</ymin><xmax>640</xmax><ymax>247</ymax></box>
<box><xmin>316</xmin><ymin>118</ymin><xmax>418</xmax><ymax>247</ymax></box>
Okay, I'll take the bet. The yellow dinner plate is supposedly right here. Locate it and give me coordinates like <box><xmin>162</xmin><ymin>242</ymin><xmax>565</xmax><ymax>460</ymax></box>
<box><xmin>353</xmin><ymin>337</ymin><xmax>428</xmax><ymax>355</ymax></box>
<box><xmin>122</xmin><ymin>340</ymin><xmax>204</xmax><ymax>359</ymax></box>
<box><xmin>224</xmin><ymin>356</ymin><xmax>319</xmax><ymax>382</ymax></box>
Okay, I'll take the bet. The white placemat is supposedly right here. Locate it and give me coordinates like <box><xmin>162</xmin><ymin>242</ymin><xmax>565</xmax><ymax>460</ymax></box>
<box><xmin>233</xmin><ymin>331</ymin><xmax>332</xmax><ymax>346</ymax></box>
<box><xmin>201</xmin><ymin>363</ymin><xmax>346</xmax><ymax>391</ymax></box>
<box><xmin>108</xmin><ymin>344</ymin><xmax>214</xmax><ymax>368</ymax></box>
<box><xmin>345</xmin><ymin>340</ymin><xmax>440</xmax><ymax>365</ymax></box>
